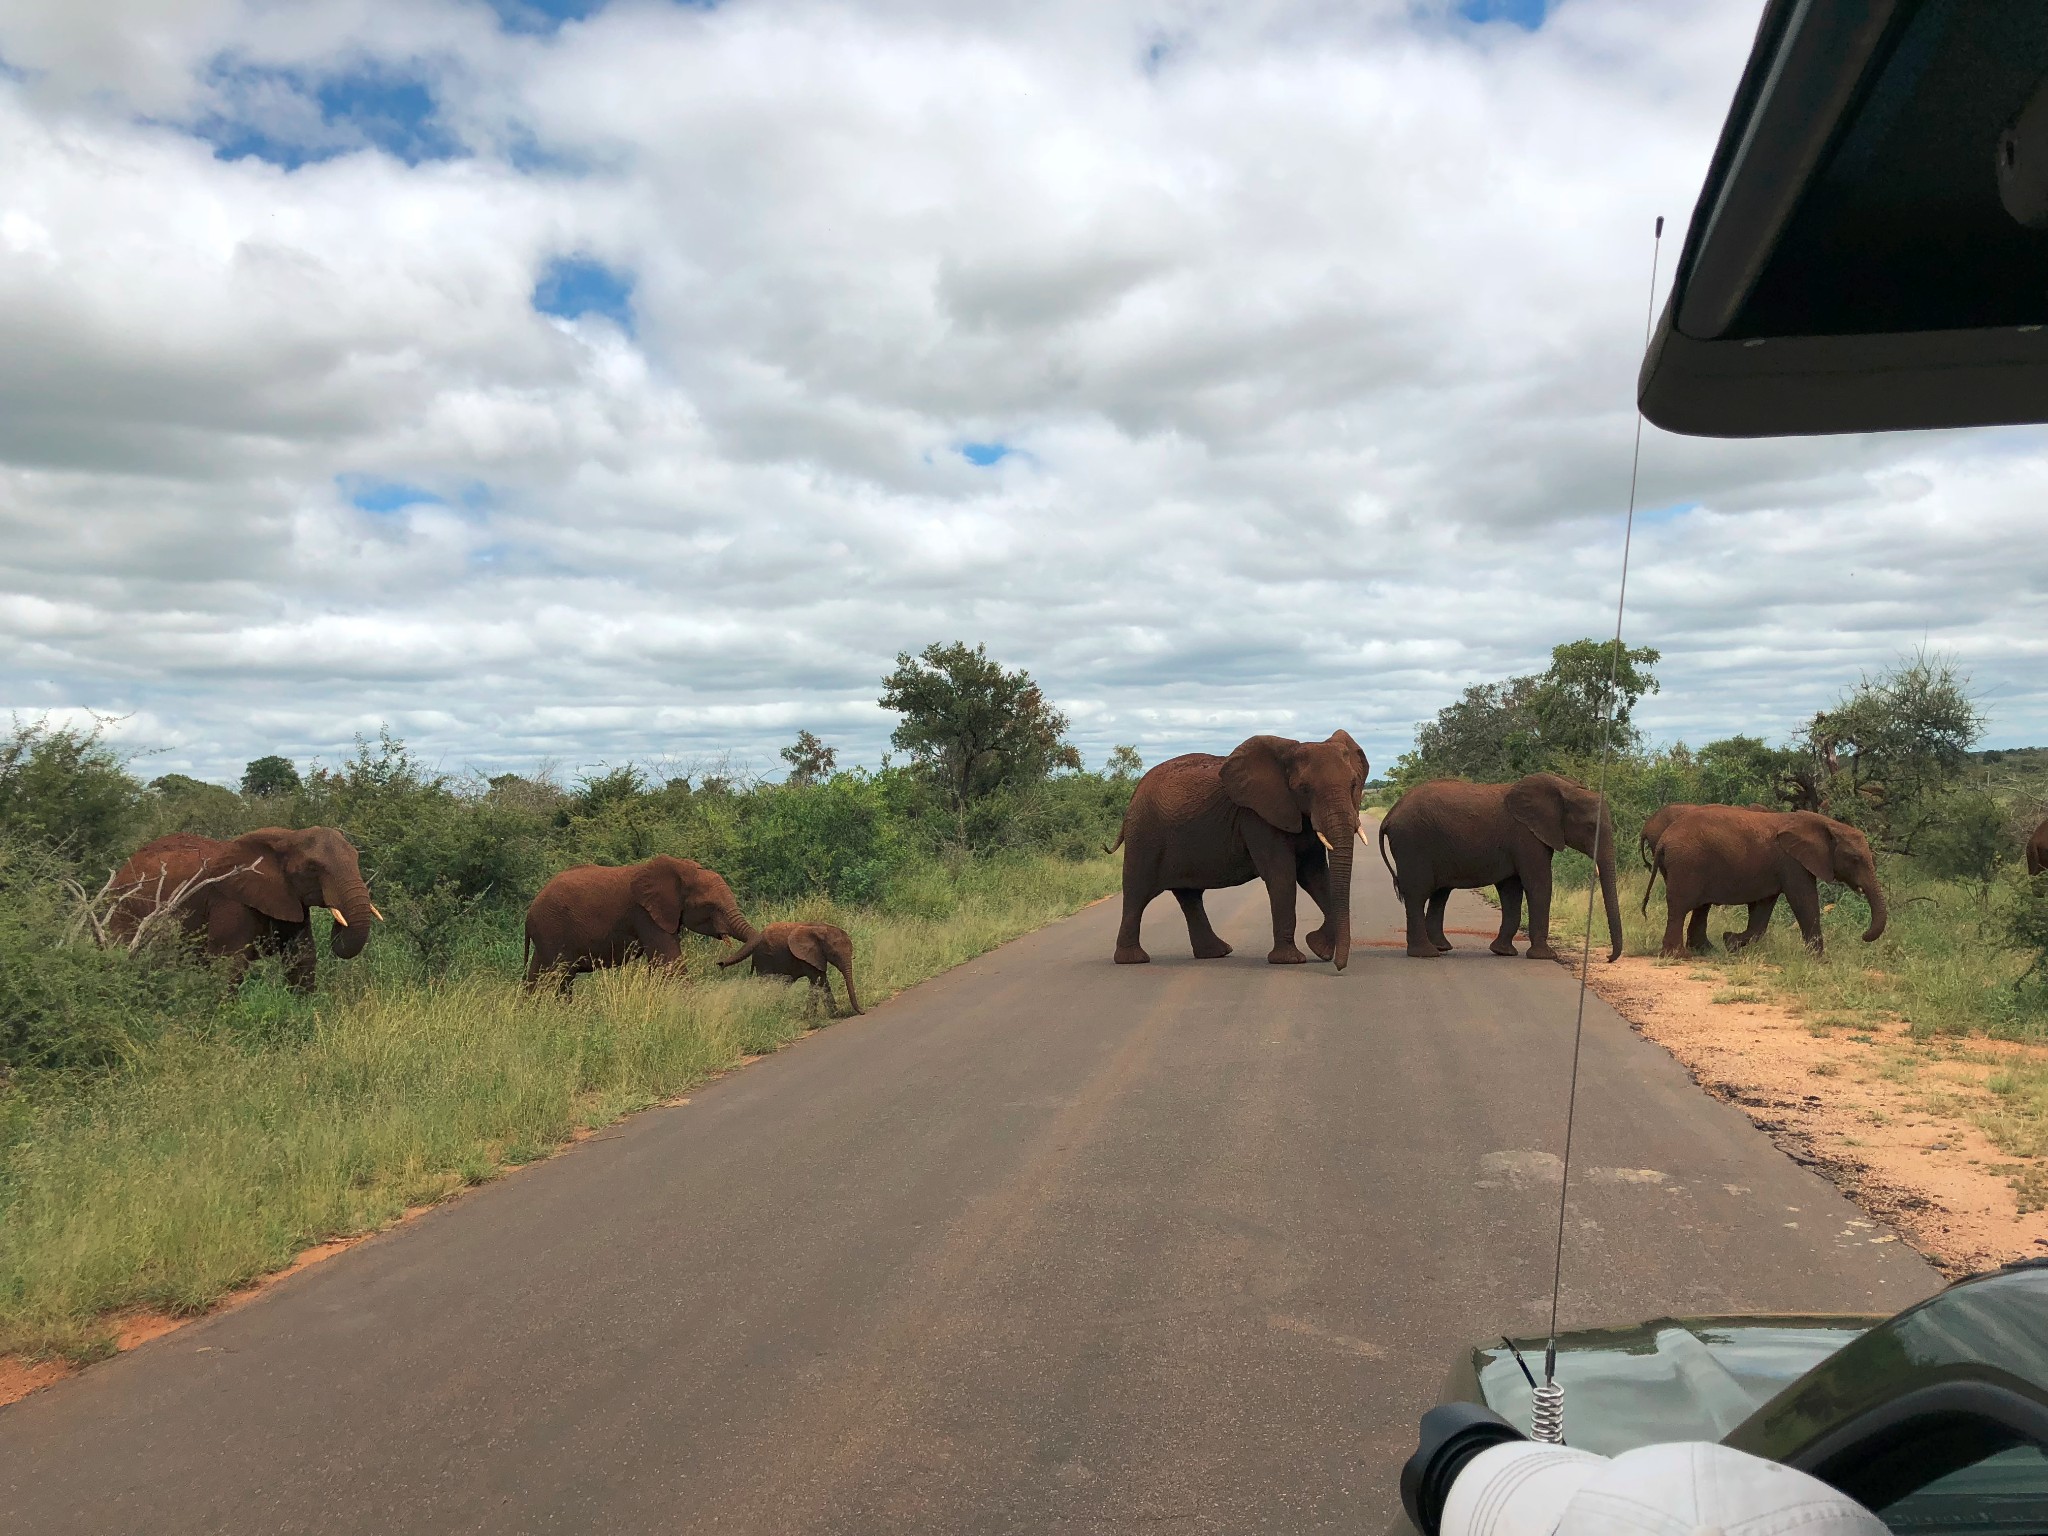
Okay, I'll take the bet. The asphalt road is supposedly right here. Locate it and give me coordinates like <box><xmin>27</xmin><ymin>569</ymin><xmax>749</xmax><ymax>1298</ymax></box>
<box><xmin>0</xmin><ymin>876</ymin><xmax>1937</xmax><ymax>1534</ymax></box>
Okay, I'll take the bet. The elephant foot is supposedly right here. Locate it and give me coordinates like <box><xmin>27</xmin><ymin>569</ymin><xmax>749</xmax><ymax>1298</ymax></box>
<box><xmin>1721</xmin><ymin>932</ymin><xmax>1750</xmax><ymax>953</ymax></box>
<box><xmin>1525</xmin><ymin>944</ymin><xmax>1560</xmax><ymax>961</ymax></box>
<box><xmin>1489</xmin><ymin>940</ymin><xmax>1518</xmax><ymax>957</ymax></box>
<box><xmin>1434</xmin><ymin>938</ymin><xmax>1454</xmax><ymax>952</ymax></box>
<box><xmin>1405</xmin><ymin>942</ymin><xmax>1441</xmax><ymax>958</ymax></box>
<box><xmin>1267</xmin><ymin>945</ymin><xmax>1309</xmax><ymax>965</ymax></box>
<box><xmin>1191</xmin><ymin>937</ymin><xmax>1234</xmax><ymax>959</ymax></box>
<box><xmin>1114</xmin><ymin>945</ymin><xmax>1151</xmax><ymax>965</ymax></box>
<box><xmin>1304</xmin><ymin>929</ymin><xmax>1335</xmax><ymax>962</ymax></box>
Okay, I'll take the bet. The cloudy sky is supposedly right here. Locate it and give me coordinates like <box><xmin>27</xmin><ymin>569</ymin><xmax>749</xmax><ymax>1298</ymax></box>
<box><xmin>3</xmin><ymin>0</ymin><xmax>2044</xmax><ymax>788</ymax></box>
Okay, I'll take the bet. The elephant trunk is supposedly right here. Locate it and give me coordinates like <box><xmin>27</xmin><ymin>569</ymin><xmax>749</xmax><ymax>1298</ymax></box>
<box><xmin>323</xmin><ymin>875</ymin><xmax>376</xmax><ymax>960</ymax></box>
<box><xmin>1596</xmin><ymin>841</ymin><xmax>1624</xmax><ymax>963</ymax></box>
<box><xmin>718</xmin><ymin>930</ymin><xmax>765</xmax><ymax>969</ymax></box>
<box><xmin>1859</xmin><ymin>879</ymin><xmax>1887</xmax><ymax>944</ymax></box>
<box><xmin>1315</xmin><ymin>795</ymin><xmax>1357</xmax><ymax>971</ymax></box>
<box><xmin>839</xmin><ymin>958</ymin><xmax>863</xmax><ymax>1015</ymax></box>
<box><xmin>722</xmin><ymin>908</ymin><xmax>757</xmax><ymax>946</ymax></box>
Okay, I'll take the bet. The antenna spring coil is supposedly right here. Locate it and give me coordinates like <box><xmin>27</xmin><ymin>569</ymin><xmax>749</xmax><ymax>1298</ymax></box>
<box><xmin>1530</xmin><ymin>1382</ymin><xmax>1565</xmax><ymax>1445</ymax></box>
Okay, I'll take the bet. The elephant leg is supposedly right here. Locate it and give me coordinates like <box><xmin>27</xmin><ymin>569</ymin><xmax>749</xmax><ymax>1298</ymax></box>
<box><xmin>1426</xmin><ymin>888</ymin><xmax>1454</xmax><ymax>951</ymax></box>
<box><xmin>1784</xmin><ymin>876</ymin><xmax>1825</xmax><ymax>955</ymax></box>
<box><xmin>1297</xmin><ymin>852</ymin><xmax>1337</xmax><ymax>962</ymax></box>
<box><xmin>1243</xmin><ymin>823</ymin><xmax>1306</xmax><ymax>964</ymax></box>
<box><xmin>630</xmin><ymin>910</ymin><xmax>685</xmax><ymax>977</ymax></box>
<box><xmin>1491</xmin><ymin>877</ymin><xmax>1523</xmax><ymax>956</ymax></box>
<box><xmin>1173</xmin><ymin>889</ymin><xmax>1233</xmax><ymax>959</ymax></box>
<box><xmin>205</xmin><ymin>901</ymin><xmax>260</xmax><ymax>987</ymax></box>
<box><xmin>1403</xmin><ymin>890</ymin><xmax>1439</xmax><ymax>958</ymax></box>
<box><xmin>1724</xmin><ymin>897</ymin><xmax>1777</xmax><ymax>953</ymax></box>
<box><xmin>1660</xmin><ymin>894</ymin><xmax>1689</xmax><ymax>959</ymax></box>
<box><xmin>277</xmin><ymin>921</ymin><xmax>317</xmax><ymax>993</ymax></box>
<box><xmin>1686</xmin><ymin>906</ymin><xmax>1712</xmax><ymax>953</ymax></box>
<box><xmin>1522</xmin><ymin>860</ymin><xmax>1558</xmax><ymax>961</ymax></box>
<box><xmin>1115</xmin><ymin>878</ymin><xmax>1153</xmax><ymax>965</ymax></box>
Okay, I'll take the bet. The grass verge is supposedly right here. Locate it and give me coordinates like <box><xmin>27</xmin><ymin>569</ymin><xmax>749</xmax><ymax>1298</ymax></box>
<box><xmin>1550</xmin><ymin>857</ymin><xmax>2048</xmax><ymax>1212</ymax></box>
<box><xmin>0</xmin><ymin>854</ymin><xmax>1116</xmax><ymax>1361</ymax></box>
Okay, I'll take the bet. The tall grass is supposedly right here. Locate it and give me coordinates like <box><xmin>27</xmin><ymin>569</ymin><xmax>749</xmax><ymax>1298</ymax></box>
<box><xmin>0</xmin><ymin>854</ymin><xmax>1116</xmax><ymax>1361</ymax></box>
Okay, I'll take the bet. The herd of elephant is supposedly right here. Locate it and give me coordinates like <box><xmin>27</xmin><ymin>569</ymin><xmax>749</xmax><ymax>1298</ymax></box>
<box><xmin>99</xmin><ymin>726</ymin><xmax>2016</xmax><ymax>1005</ymax></box>
<box><xmin>1109</xmin><ymin>730</ymin><xmax>1891</xmax><ymax>969</ymax></box>
<box><xmin>99</xmin><ymin>832</ymin><xmax>864</xmax><ymax>1013</ymax></box>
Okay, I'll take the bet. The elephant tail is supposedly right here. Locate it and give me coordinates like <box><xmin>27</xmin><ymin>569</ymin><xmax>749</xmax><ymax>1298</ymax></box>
<box><xmin>1105</xmin><ymin>806</ymin><xmax>1132</xmax><ymax>856</ymax></box>
<box><xmin>1377</xmin><ymin>819</ymin><xmax>1401</xmax><ymax>896</ymax></box>
<box><xmin>1640</xmin><ymin>852</ymin><xmax>1663</xmax><ymax>917</ymax></box>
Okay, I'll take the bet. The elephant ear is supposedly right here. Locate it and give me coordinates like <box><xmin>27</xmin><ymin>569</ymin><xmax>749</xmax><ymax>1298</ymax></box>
<box><xmin>1221</xmin><ymin>736</ymin><xmax>1303</xmax><ymax>832</ymax></box>
<box><xmin>1504</xmin><ymin>776</ymin><xmax>1571</xmax><ymax>852</ymax></box>
<box><xmin>630</xmin><ymin>860</ymin><xmax>682</xmax><ymax>933</ymax></box>
<box><xmin>786</xmin><ymin>927</ymin><xmax>830</xmax><ymax>971</ymax></box>
<box><xmin>1775</xmin><ymin>818</ymin><xmax>1836</xmax><ymax>882</ymax></box>
<box><xmin>220</xmin><ymin>839</ymin><xmax>307</xmax><ymax>923</ymax></box>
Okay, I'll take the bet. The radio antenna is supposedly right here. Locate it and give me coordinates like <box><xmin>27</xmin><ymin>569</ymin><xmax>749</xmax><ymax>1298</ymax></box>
<box><xmin>1537</xmin><ymin>213</ymin><xmax>1665</xmax><ymax>1437</ymax></box>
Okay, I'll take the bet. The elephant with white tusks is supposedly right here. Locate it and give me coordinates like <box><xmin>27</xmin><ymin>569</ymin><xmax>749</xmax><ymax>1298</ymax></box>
<box><xmin>1109</xmin><ymin>731</ymin><xmax>1368</xmax><ymax>969</ymax></box>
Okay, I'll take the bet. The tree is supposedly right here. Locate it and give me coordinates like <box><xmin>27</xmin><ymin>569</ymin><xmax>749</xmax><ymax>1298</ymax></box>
<box><xmin>1394</xmin><ymin>639</ymin><xmax>1661</xmax><ymax>785</ymax></box>
<box><xmin>780</xmin><ymin>730</ymin><xmax>838</xmax><ymax>786</ymax></box>
<box><xmin>1105</xmin><ymin>745</ymin><xmax>1144</xmax><ymax>781</ymax></box>
<box><xmin>1917</xmin><ymin>790</ymin><xmax>2010</xmax><ymax>904</ymax></box>
<box><xmin>1527</xmin><ymin>639</ymin><xmax>1662</xmax><ymax>761</ymax></box>
<box><xmin>240</xmin><ymin>755</ymin><xmax>301</xmax><ymax>797</ymax></box>
<box><xmin>879</xmin><ymin>642</ymin><xmax>1081</xmax><ymax>839</ymax></box>
<box><xmin>1795</xmin><ymin>650</ymin><xmax>1984</xmax><ymax>848</ymax></box>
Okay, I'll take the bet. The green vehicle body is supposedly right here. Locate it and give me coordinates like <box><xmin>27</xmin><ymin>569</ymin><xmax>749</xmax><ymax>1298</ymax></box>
<box><xmin>1431</xmin><ymin>1264</ymin><xmax>2048</xmax><ymax>1535</ymax></box>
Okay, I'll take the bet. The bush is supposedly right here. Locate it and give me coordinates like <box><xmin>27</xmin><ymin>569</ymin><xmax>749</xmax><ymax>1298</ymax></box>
<box><xmin>734</xmin><ymin>774</ymin><xmax>909</xmax><ymax>904</ymax></box>
<box><xmin>0</xmin><ymin>838</ymin><xmax>232</xmax><ymax>1073</ymax></box>
<box><xmin>0</xmin><ymin>720</ymin><xmax>141</xmax><ymax>871</ymax></box>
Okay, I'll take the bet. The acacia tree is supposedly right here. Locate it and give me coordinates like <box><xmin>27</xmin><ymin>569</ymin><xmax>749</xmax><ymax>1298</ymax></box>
<box><xmin>879</xmin><ymin>642</ymin><xmax>1081</xmax><ymax>840</ymax></box>
<box><xmin>1790</xmin><ymin>651</ymin><xmax>1984</xmax><ymax>849</ymax></box>
<box><xmin>780</xmin><ymin>731</ymin><xmax>838</xmax><ymax>786</ymax></box>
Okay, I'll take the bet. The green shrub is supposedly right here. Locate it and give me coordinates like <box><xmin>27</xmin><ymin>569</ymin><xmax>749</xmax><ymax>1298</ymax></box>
<box><xmin>735</xmin><ymin>774</ymin><xmax>909</xmax><ymax>904</ymax></box>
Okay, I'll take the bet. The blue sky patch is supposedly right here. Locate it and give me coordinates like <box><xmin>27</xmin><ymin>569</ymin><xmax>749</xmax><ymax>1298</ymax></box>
<box><xmin>486</xmin><ymin>0</ymin><xmax>608</xmax><ymax>34</ymax></box>
<box><xmin>959</xmin><ymin>442</ymin><xmax>1014</xmax><ymax>467</ymax></box>
<box><xmin>533</xmin><ymin>256</ymin><xmax>635</xmax><ymax>333</ymax></box>
<box><xmin>1456</xmin><ymin>0</ymin><xmax>1550</xmax><ymax>28</ymax></box>
<box><xmin>340</xmin><ymin>475</ymin><xmax>443</xmax><ymax>514</ymax></box>
<box><xmin>197</xmin><ymin>56</ymin><xmax>463</xmax><ymax>169</ymax></box>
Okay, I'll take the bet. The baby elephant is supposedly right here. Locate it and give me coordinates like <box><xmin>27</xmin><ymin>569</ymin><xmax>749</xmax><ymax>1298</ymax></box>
<box><xmin>718</xmin><ymin>923</ymin><xmax>863</xmax><ymax>1016</ymax></box>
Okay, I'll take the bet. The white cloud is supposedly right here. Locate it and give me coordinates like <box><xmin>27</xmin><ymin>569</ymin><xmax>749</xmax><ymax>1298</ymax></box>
<box><xmin>0</xmin><ymin>0</ymin><xmax>2044</xmax><ymax>794</ymax></box>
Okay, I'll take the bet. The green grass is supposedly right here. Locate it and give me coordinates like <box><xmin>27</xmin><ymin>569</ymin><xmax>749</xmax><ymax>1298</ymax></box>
<box><xmin>1553</xmin><ymin>857</ymin><xmax>2040</xmax><ymax>1044</ymax></box>
<box><xmin>0</xmin><ymin>854</ymin><xmax>1117</xmax><ymax>1361</ymax></box>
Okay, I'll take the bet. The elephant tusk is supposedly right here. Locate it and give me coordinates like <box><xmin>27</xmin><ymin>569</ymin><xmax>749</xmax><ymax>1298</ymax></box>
<box><xmin>371</xmin><ymin>904</ymin><xmax>385</xmax><ymax>922</ymax></box>
<box><xmin>1317</xmin><ymin>832</ymin><xmax>1334</xmax><ymax>851</ymax></box>
<box><xmin>329</xmin><ymin>908</ymin><xmax>348</xmax><ymax>927</ymax></box>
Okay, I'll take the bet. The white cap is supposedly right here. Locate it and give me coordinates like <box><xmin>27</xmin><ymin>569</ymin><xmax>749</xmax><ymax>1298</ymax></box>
<box><xmin>1442</xmin><ymin>1441</ymin><xmax>1890</xmax><ymax>1536</ymax></box>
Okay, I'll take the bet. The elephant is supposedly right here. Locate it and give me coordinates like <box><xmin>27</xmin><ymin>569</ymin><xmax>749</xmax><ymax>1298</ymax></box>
<box><xmin>1639</xmin><ymin>803</ymin><xmax>1689</xmax><ymax>869</ymax></box>
<box><xmin>524</xmin><ymin>856</ymin><xmax>755</xmax><ymax>993</ymax></box>
<box><xmin>106</xmin><ymin>826</ymin><xmax>381</xmax><ymax>991</ymax></box>
<box><xmin>1641</xmin><ymin>804</ymin><xmax>1886</xmax><ymax>958</ymax></box>
<box><xmin>718</xmin><ymin>922</ymin><xmax>862</xmax><ymax>1016</ymax></box>
<box><xmin>1110</xmin><ymin>730</ymin><xmax>1368</xmax><ymax>969</ymax></box>
<box><xmin>2029</xmin><ymin>817</ymin><xmax>2048</xmax><ymax>877</ymax></box>
<box><xmin>1377</xmin><ymin>773</ymin><xmax>1623</xmax><ymax>962</ymax></box>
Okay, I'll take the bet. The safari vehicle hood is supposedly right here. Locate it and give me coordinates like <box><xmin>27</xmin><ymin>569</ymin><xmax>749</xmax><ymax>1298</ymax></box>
<box><xmin>1459</xmin><ymin>1316</ymin><xmax>1877</xmax><ymax>1456</ymax></box>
